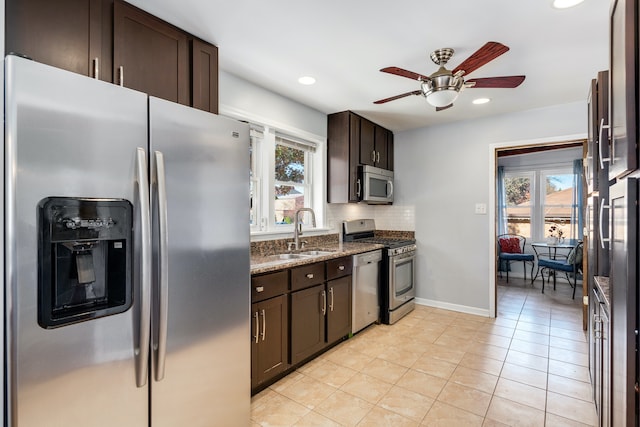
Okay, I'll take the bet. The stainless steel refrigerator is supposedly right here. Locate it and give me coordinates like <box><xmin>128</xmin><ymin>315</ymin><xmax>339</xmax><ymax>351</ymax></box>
<box><xmin>5</xmin><ymin>55</ymin><xmax>250</xmax><ymax>426</ymax></box>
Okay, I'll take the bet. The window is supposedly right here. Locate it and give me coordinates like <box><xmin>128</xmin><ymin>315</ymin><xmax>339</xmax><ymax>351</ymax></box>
<box><xmin>541</xmin><ymin>172</ymin><xmax>573</xmax><ymax>240</ymax></box>
<box><xmin>503</xmin><ymin>168</ymin><xmax>575</xmax><ymax>241</ymax></box>
<box><xmin>249</xmin><ymin>125</ymin><xmax>323</xmax><ymax>234</ymax></box>
<box><xmin>274</xmin><ymin>135</ymin><xmax>314</xmax><ymax>225</ymax></box>
<box><xmin>504</xmin><ymin>172</ymin><xmax>533</xmax><ymax>237</ymax></box>
<box><xmin>249</xmin><ymin>127</ymin><xmax>263</xmax><ymax>230</ymax></box>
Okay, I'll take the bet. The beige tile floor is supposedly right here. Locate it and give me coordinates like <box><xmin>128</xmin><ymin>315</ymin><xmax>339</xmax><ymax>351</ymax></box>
<box><xmin>251</xmin><ymin>277</ymin><xmax>596</xmax><ymax>426</ymax></box>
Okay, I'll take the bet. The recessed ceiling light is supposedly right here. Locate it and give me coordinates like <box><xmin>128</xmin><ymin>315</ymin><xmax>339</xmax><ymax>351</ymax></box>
<box><xmin>552</xmin><ymin>0</ymin><xmax>584</xmax><ymax>9</ymax></box>
<box><xmin>473</xmin><ymin>98</ymin><xmax>491</xmax><ymax>105</ymax></box>
<box><xmin>298</xmin><ymin>76</ymin><xmax>316</xmax><ymax>85</ymax></box>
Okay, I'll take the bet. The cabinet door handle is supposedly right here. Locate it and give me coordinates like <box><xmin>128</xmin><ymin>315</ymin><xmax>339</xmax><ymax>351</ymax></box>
<box><xmin>306</xmin><ymin>273</ymin><xmax>314</xmax><ymax>279</ymax></box>
<box><xmin>321</xmin><ymin>290</ymin><xmax>327</xmax><ymax>315</ymax></box>
<box><xmin>253</xmin><ymin>311</ymin><xmax>260</xmax><ymax>344</ymax></box>
<box><xmin>119</xmin><ymin>66</ymin><xmax>124</xmax><ymax>87</ymax></box>
<box><xmin>598</xmin><ymin>118</ymin><xmax>611</xmax><ymax>169</ymax></box>
<box><xmin>371</xmin><ymin>150</ymin><xmax>376</xmax><ymax>162</ymax></box>
<box><xmin>255</xmin><ymin>286</ymin><xmax>264</xmax><ymax>293</ymax></box>
<box><xmin>599</xmin><ymin>198</ymin><xmax>610</xmax><ymax>249</ymax></box>
<box><xmin>338</xmin><ymin>265</ymin><xmax>345</xmax><ymax>271</ymax></box>
<box><xmin>329</xmin><ymin>287</ymin><xmax>334</xmax><ymax>312</ymax></box>
<box><xmin>93</xmin><ymin>57</ymin><xmax>99</xmax><ymax>80</ymax></box>
<box><xmin>376</xmin><ymin>151</ymin><xmax>380</xmax><ymax>163</ymax></box>
<box><xmin>260</xmin><ymin>309</ymin><xmax>266</xmax><ymax>341</ymax></box>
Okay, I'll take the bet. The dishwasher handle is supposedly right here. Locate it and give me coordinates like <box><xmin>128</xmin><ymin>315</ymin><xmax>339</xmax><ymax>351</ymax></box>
<box><xmin>352</xmin><ymin>250</ymin><xmax>383</xmax><ymax>266</ymax></box>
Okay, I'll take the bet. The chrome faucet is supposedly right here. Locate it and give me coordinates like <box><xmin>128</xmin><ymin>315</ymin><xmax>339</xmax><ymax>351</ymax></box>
<box><xmin>291</xmin><ymin>208</ymin><xmax>316</xmax><ymax>251</ymax></box>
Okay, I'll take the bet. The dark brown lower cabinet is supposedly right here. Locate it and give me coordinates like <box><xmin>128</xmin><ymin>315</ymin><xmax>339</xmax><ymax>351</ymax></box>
<box><xmin>290</xmin><ymin>284</ymin><xmax>326</xmax><ymax>365</ymax></box>
<box><xmin>326</xmin><ymin>276</ymin><xmax>352</xmax><ymax>345</ymax></box>
<box><xmin>290</xmin><ymin>276</ymin><xmax>352</xmax><ymax>364</ymax></box>
<box><xmin>251</xmin><ymin>295</ymin><xmax>288</xmax><ymax>390</ymax></box>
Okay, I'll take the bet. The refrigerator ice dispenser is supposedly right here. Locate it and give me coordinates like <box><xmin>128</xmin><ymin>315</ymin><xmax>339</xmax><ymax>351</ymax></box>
<box><xmin>38</xmin><ymin>197</ymin><xmax>133</xmax><ymax>328</ymax></box>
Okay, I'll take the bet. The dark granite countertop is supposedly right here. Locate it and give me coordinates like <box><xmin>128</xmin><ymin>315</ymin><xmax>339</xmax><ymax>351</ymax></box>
<box><xmin>250</xmin><ymin>242</ymin><xmax>383</xmax><ymax>275</ymax></box>
<box><xmin>594</xmin><ymin>276</ymin><xmax>610</xmax><ymax>309</ymax></box>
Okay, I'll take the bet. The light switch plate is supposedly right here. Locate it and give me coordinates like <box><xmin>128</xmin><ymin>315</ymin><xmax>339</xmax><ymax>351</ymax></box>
<box><xmin>475</xmin><ymin>203</ymin><xmax>487</xmax><ymax>215</ymax></box>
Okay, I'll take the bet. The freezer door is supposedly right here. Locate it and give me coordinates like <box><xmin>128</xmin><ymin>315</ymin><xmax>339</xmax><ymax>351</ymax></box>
<box><xmin>5</xmin><ymin>56</ymin><xmax>149</xmax><ymax>426</ymax></box>
<box><xmin>149</xmin><ymin>97</ymin><xmax>250</xmax><ymax>426</ymax></box>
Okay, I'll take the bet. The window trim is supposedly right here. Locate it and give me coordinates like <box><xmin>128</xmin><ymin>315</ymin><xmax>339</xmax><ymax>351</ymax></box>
<box><xmin>224</xmin><ymin>107</ymin><xmax>326</xmax><ymax>238</ymax></box>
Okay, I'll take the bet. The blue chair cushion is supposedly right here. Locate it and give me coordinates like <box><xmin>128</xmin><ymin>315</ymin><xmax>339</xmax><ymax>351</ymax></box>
<box><xmin>538</xmin><ymin>258</ymin><xmax>574</xmax><ymax>272</ymax></box>
<box><xmin>500</xmin><ymin>253</ymin><xmax>534</xmax><ymax>262</ymax></box>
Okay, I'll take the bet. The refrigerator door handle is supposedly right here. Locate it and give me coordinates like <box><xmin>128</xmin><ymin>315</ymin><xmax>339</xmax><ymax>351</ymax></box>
<box><xmin>153</xmin><ymin>150</ymin><xmax>170</xmax><ymax>381</ymax></box>
<box><xmin>135</xmin><ymin>147</ymin><xmax>152</xmax><ymax>388</ymax></box>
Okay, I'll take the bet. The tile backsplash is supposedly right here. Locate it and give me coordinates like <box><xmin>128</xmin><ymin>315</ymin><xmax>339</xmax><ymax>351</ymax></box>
<box><xmin>326</xmin><ymin>203</ymin><xmax>415</xmax><ymax>232</ymax></box>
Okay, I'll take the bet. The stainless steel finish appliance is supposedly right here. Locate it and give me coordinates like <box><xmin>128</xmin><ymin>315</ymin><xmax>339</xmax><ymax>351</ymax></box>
<box><xmin>343</xmin><ymin>219</ymin><xmax>416</xmax><ymax>325</ymax></box>
<box><xmin>361</xmin><ymin>165</ymin><xmax>394</xmax><ymax>204</ymax></box>
<box><xmin>5</xmin><ymin>55</ymin><xmax>250</xmax><ymax>426</ymax></box>
<box><xmin>351</xmin><ymin>250</ymin><xmax>382</xmax><ymax>334</ymax></box>
<box><xmin>385</xmin><ymin>244</ymin><xmax>416</xmax><ymax>324</ymax></box>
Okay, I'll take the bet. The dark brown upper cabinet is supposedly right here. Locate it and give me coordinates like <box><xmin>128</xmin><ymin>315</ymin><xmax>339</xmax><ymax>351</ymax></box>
<box><xmin>7</xmin><ymin>0</ymin><xmax>219</xmax><ymax>112</ymax></box>
<box><xmin>327</xmin><ymin>111</ymin><xmax>394</xmax><ymax>203</ymax></box>
<box><xmin>608</xmin><ymin>0</ymin><xmax>638</xmax><ymax>180</ymax></box>
<box><xmin>191</xmin><ymin>39</ymin><xmax>219</xmax><ymax>114</ymax></box>
<box><xmin>586</xmin><ymin>71</ymin><xmax>610</xmax><ymax>195</ymax></box>
<box><xmin>359</xmin><ymin>118</ymin><xmax>392</xmax><ymax>170</ymax></box>
<box><xmin>6</xmin><ymin>0</ymin><xmax>114</xmax><ymax>82</ymax></box>
<box><xmin>113</xmin><ymin>0</ymin><xmax>189</xmax><ymax>106</ymax></box>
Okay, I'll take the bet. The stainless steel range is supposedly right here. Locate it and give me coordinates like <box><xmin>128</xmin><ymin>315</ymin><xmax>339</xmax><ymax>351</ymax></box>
<box><xmin>343</xmin><ymin>219</ymin><xmax>416</xmax><ymax>324</ymax></box>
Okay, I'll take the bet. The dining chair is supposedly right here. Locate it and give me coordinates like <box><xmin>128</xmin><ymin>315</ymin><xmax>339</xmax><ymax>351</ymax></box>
<box><xmin>537</xmin><ymin>241</ymin><xmax>583</xmax><ymax>299</ymax></box>
<box><xmin>497</xmin><ymin>234</ymin><xmax>535</xmax><ymax>283</ymax></box>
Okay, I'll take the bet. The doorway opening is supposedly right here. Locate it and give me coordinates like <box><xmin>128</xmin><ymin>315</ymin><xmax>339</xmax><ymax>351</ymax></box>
<box><xmin>491</xmin><ymin>138</ymin><xmax>587</xmax><ymax>326</ymax></box>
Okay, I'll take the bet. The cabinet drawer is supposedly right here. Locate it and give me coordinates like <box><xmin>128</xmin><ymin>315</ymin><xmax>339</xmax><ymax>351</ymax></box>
<box><xmin>326</xmin><ymin>256</ymin><xmax>353</xmax><ymax>281</ymax></box>
<box><xmin>251</xmin><ymin>270</ymin><xmax>288</xmax><ymax>302</ymax></box>
<box><xmin>291</xmin><ymin>262</ymin><xmax>325</xmax><ymax>291</ymax></box>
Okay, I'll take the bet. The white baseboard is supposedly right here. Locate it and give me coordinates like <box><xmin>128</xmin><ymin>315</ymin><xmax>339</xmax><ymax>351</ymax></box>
<box><xmin>415</xmin><ymin>297</ymin><xmax>491</xmax><ymax>318</ymax></box>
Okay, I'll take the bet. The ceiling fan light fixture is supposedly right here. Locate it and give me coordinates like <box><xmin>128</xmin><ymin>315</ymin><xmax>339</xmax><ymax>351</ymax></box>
<box><xmin>552</xmin><ymin>0</ymin><xmax>584</xmax><ymax>9</ymax></box>
<box><xmin>425</xmin><ymin>89</ymin><xmax>459</xmax><ymax>108</ymax></box>
<box><xmin>421</xmin><ymin>74</ymin><xmax>464</xmax><ymax>107</ymax></box>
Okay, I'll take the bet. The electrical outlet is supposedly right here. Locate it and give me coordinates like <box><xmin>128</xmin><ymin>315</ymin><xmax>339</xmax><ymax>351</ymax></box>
<box><xmin>475</xmin><ymin>203</ymin><xmax>487</xmax><ymax>215</ymax></box>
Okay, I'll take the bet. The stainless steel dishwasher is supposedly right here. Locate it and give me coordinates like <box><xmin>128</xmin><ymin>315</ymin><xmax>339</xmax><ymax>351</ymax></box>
<box><xmin>352</xmin><ymin>250</ymin><xmax>382</xmax><ymax>334</ymax></box>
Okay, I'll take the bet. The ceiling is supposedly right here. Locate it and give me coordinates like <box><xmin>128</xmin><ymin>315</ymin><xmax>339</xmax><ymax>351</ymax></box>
<box><xmin>128</xmin><ymin>0</ymin><xmax>610</xmax><ymax>132</ymax></box>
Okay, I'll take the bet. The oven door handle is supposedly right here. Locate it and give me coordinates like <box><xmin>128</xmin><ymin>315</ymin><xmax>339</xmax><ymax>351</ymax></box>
<box><xmin>391</xmin><ymin>252</ymin><xmax>415</xmax><ymax>264</ymax></box>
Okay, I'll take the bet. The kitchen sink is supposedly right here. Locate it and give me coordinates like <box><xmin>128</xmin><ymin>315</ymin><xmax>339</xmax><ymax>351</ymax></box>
<box><xmin>267</xmin><ymin>253</ymin><xmax>311</xmax><ymax>261</ymax></box>
<box><xmin>298</xmin><ymin>250</ymin><xmax>335</xmax><ymax>256</ymax></box>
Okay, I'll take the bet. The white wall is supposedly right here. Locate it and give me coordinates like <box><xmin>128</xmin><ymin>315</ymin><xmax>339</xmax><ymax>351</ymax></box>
<box><xmin>219</xmin><ymin>70</ymin><xmax>327</xmax><ymax>139</ymax></box>
<box><xmin>395</xmin><ymin>101</ymin><xmax>587</xmax><ymax>315</ymax></box>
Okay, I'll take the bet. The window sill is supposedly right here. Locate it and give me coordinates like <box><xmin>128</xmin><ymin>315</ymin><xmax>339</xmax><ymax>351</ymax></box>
<box><xmin>250</xmin><ymin>227</ymin><xmax>334</xmax><ymax>242</ymax></box>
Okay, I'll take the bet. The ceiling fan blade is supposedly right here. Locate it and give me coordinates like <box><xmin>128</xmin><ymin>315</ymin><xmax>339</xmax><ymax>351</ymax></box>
<box><xmin>435</xmin><ymin>104</ymin><xmax>453</xmax><ymax>112</ymax></box>
<box><xmin>374</xmin><ymin>90</ymin><xmax>423</xmax><ymax>104</ymax></box>
<box><xmin>380</xmin><ymin>66</ymin><xmax>431</xmax><ymax>82</ymax></box>
<box><xmin>452</xmin><ymin>42</ymin><xmax>510</xmax><ymax>76</ymax></box>
<box><xmin>466</xmin><ymin>75</ymin><xmax>526</xmax><ymax>88</ymax></box>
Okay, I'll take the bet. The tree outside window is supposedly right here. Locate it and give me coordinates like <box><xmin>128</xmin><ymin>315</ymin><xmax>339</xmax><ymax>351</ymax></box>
<box><xmin>505</xmin><ymin>174</ymin><xmax>532</xmax><ymax>237</ymax></box>
<box><xmin>274</xmin><ymin>142</ymin><xmax>312</xmax><ymax>225</ymax></box>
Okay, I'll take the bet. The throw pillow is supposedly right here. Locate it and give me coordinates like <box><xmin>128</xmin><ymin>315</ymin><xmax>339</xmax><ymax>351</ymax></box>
<box><xmin>567</xmin><ymin>244</ymin><xmax>583</xmax><ymax>265</ymax></box>
<box><xmin>499</xmin><ymin>237</ymin><xmax>522</xmax><ymax>254</ymax></box>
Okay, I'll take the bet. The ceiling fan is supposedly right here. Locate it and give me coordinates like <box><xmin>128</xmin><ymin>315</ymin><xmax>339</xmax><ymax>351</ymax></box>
<box><xmin>374</xmin><ymin>41</ymin><xmax>526</xmax><ymax>111</ymax></box>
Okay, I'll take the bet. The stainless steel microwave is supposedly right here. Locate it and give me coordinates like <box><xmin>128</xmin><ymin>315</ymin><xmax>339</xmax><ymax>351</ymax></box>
<box><xmin>361</xmin><ymin>165</ymin><xmax>394</xmax><ymax>204</ymax></box>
